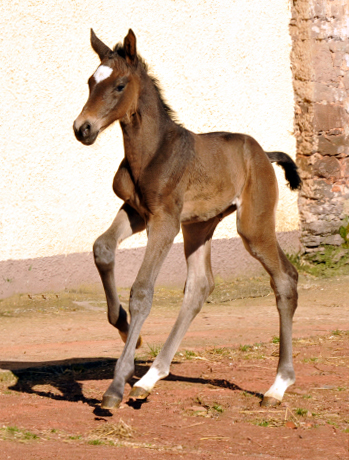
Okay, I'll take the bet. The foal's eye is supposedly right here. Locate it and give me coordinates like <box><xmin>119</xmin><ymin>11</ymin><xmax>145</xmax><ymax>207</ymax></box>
<box><xmin>115</xmin><ymin>84</ymin><xmax>125</xmax><ymax>92</ymax></box>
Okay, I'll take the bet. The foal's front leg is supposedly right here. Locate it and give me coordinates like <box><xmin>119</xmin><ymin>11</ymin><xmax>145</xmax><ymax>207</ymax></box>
<box><xmin>129</xmin><ymin>220</ymin><xmax>217</xmax><ymax>400</ymax></box>
<box><xmin>93</xmin><ymin>204</ymin><xmax>145</xmax><ymax>345</ymax></box>
<box><xmin>101</xmin><ymin>215</ymin><xmax>180</xmax><ymax>409</ymax></box>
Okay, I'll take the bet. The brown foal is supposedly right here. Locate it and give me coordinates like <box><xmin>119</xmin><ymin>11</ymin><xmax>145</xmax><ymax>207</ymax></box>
<box><xmin>73</xmin><ymin>29</ymin><xmax>301</xmax><ymax>410</ymax></box>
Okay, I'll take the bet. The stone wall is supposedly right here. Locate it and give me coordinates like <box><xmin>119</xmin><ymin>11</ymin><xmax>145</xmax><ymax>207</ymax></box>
<box><xmin>290</xmin><ymin>0</ymin><xmax>349</xmax><ymax>252</ymax></box>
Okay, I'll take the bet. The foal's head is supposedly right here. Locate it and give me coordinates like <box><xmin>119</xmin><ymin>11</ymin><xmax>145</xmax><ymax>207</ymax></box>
<box><xmin>74</xmin><ymin>29</ymin><xmax>140</xmax><ymax>145</ymax></box>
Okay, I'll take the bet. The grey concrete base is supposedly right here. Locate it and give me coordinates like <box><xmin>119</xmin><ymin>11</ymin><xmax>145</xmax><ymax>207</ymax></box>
<box><xmin>0</xmin><ymin>231</ymin><xmax>300</xmax><ymax>299</ymax></box>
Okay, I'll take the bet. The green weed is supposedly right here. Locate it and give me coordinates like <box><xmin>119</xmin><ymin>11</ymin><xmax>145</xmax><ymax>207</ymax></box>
<box><xmin>239</xmin><ymin>344</ymin><xmax>252</xmax><ymax>352</ymax></box>
<box><xmin>147</xmin><ymin>343</ymin><xmax>162</xmax><ymax>358</ymax></box>
<box><xmin>331</xmin><ymin>329</ymin><xmax>342</xmax><ymax>336</ymax></box>
<box><xmin>88</xmin><ymin>439</ymin><xmax>105</xmax><ymax>445</ymax></box>
<box><xmin>212</xmin><ymin>404</ymin><xmax>224</xmax><ymax>413</ymax></box>
<box><xmin>2</xmin><ymin>426</ymin><xmax>39</xmax><ymax>441</ymax></box>
<box><xmin>339</xmin><ymin>218</ymin><xmax>349</xmax><ymax>248</ymax></box>
<box><xmin>287</xmin><ymin>246</ymin><xmax>349</xmax><ymax>277</ymax></box>
<box><xmin>255</xmin><ymin>420</ymin><xmax>269</xmax><ymax>427</ymax></box>
<box><xmin>184</xmin><ymin>350</ymin><xmax>197</xmax><ymax>359</ymax></box>
<box><xmin>304</xmin><ymin>357</ymin><xmax>319</xmax><ymax>363</ymax></box>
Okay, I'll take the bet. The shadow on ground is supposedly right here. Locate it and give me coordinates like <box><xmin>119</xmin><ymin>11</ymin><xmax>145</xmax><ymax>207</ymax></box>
<box><xmin>1</xmin><ymin>358</ymin><xmax>263</xmax><ymax>414</ymax></box>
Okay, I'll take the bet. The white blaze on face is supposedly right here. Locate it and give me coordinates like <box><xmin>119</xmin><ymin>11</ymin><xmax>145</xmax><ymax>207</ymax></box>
<box><xmin>93</xmin><ymin>65</ymin><xmax>113</xmax><ymax>84</ymax></box>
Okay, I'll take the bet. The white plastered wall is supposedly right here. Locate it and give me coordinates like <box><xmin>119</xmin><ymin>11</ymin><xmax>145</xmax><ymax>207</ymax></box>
<box><xmin>0</xmin><ymin>0</ymin><xmax>297</xmax><ymax>262</ymax></box>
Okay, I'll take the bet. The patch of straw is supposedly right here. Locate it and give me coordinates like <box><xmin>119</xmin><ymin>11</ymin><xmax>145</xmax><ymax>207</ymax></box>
<box><xmin>88</xmin><ymin>420</ymin><xmax>133</xmax><ymax>442</ymax></box>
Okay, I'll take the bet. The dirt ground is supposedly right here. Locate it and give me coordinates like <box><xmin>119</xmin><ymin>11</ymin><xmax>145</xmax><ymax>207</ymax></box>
<box><xmin>0</xmin><ymin>273</ymin><xmax>348</xmax><ymax>459</ymax></box>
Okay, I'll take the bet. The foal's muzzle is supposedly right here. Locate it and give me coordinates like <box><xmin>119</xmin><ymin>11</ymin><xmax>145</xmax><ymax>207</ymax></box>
<box><xmin>73</xmin><ymin>120</ymin><xmax>99</xmax><ymax>145</ymax></box>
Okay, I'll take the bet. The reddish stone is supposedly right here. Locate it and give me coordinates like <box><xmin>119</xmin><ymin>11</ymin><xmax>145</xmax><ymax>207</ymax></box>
<box><xmin>332</xmin><ymin>185</ymin><xmax>342</xmax><ymax>193</ymax></box>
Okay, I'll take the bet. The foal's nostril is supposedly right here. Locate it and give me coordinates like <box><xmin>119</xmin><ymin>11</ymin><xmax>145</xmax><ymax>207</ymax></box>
<box><xmin>81</xmin><ymin>122</ymin><xmax>91</xmax><ymax>138</ymax></box>
<box><xmin>73</xmin><ymin>119</ymin><xmax>98</xmax><ymax>145</ymax></box>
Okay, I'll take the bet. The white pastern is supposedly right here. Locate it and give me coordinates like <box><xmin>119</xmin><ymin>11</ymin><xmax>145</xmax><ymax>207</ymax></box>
<box><xmin>133</xmin><ymin>366</ymin><xmax>168</xmax><ymax>393</ymax></box>
<box><xmin>93</xmin><ymin>65</ymin><xmax>113</xmax><ymax>84</ymax></box>
<box><xmin>264</xmin><ymin>374</ymin><xmax>295</xmax><ymax>401</ymax></box>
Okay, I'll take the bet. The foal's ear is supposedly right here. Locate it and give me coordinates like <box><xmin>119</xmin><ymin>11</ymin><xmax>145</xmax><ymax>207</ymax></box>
<box><xmin>123</xmin><ymin>29</ymin><xmax>137</xmax><ymax>66</ymax></box>
<box><xmin>90</xmin><ymin>29</ymin><xmax>112</xmax><ymax>61</ymax></box>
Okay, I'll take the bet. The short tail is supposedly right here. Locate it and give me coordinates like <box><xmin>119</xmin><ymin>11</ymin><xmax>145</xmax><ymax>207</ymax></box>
<box><xmin>265</xmin><ymin>151</ymin><xmax>302</xmax><ymax>191</ymax></box>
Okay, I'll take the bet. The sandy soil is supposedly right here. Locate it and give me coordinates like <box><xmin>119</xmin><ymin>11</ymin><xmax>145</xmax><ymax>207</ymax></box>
<box><xmin>0</xmin><ymin>274</ymin><xmax>348</xmax><ymax>459</ymax></box>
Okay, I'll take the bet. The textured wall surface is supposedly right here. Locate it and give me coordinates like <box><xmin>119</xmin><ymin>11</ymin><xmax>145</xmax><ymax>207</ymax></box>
<box><xmin>1</xmin><ymin>0</ymin><xmax>297</xmax><ymax>264</ymax></box>
<box><xmin>290</xmin><ymin>0</ymin><xmax>349</xmax><ymax>251</ymax></box>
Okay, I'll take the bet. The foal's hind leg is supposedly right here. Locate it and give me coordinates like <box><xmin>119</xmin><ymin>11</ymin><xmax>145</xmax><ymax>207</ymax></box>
<box><xmin>93</xmin><ymin>203</ymin><xmax>145</xmax><ymax>346</ymax></box>
<box><xmin>237</xmin><ymin>189</ymin><xmax>298</xmax><ymax>406</ymax></box>
<box><xmin>129</xmin><ymin>219</ymin><xmax>217</xmax><ymax>400</ymax></box>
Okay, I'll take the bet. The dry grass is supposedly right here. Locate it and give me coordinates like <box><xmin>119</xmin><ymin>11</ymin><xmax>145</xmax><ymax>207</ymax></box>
<box><xmin>87</xmin><ymin>419</ymin><xmax>134</xmax><ymax>443</ymax></box>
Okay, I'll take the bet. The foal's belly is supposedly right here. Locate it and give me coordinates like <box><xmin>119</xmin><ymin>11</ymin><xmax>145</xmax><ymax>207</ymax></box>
<box><xmin>180</xmin><ymin>193</ymin><xmax>237</xmax><ymax>224</ymax></box>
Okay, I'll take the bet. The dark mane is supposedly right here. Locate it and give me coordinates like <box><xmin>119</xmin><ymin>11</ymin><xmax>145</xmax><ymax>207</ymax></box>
<box><xmin>112</xmin><ymin>43</ymin><xmax>180</xmax><ymax>124</ymax></box>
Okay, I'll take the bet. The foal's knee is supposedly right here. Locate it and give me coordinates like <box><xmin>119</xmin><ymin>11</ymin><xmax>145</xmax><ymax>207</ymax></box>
<box><xmin>93</xmin><ymin>236</ymin><xmax>115</xmax><ymax>272</ymax></box>
<box><xmin>129</xmin><ymin>280</ymin><xmax>154</xmax><ymax>316</ymax></box>
<box><xmin>271</xmin><ymin>273</ymin><xmax>298</xmax><ymax>315</ymax></box>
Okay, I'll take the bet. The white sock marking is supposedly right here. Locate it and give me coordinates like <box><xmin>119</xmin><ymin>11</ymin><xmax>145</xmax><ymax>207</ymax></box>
<box><xmin>93</xmin><ymin>65</ymin><xmax>113</xmax><ymax>83</ymax></box>
<box><xmin>133</xmin><ymin>366</ymin><xmax>168</xmax><ymax>393</ymax></box>
<box><xmin>264</xmin><ymin>374</ymin><xmax>295</xmax><ymax>401</ymax></box>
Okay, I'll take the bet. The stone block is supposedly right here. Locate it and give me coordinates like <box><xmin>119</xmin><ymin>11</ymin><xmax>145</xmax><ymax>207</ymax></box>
<box><xmin>299</xmin><ymin>178</ymin><xmax>335</xmax><ymax>200</ymax></box>
<box><xmin>313</xmin><ymin>83</ymin><xmax>346</xmax><ymax>104</ymax></box>
<box><xmin>302</xmin><ymin>219</ymin><xmax>340</xmax><ymax>235</ymax></box>
<box><xmin>313</xmin><ymin>103</ymin><xmax>346</xmax><ymax>131</ymax></box>
<box><xmin>329</xmin><ymin>41</ymin><xmax>349</xmax><ymax>54</ymax></box>
<box><xmin>317</xmin><ymin>134</ymin><xmax>348</xmax><ymax>156</ymax></box>
<box><xmin>321</xmin><ymin>234</ymin><xmax>344</xmax><ymax>246</ymax></box>
<box><xmin>310</xmin><ymin>1</ymin><xmax>327</xmax><ymax>19</ymax></box>
<box><xmin>312</xmin><ymin>179</ymin><xmax>335</xmax><ymax>199</ymax></box>
<box><xmin>313</xmin><ymin>155</ymin><xmax>341</xmax><ymax>179</ymax></box>
<box><xmin>312</xmin><ymin>42</ymin><xmax>340</xmax><ymax>85</ymax></box>
<box><xmin>301</xmin><ymin>234</ymin><xmax>321</xmax><ymax>247</ymax></box>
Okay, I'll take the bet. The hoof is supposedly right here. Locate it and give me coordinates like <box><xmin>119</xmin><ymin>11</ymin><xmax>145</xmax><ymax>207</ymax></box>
<box><xmin>260</xmin><ymin>396</ymin><xmax>281</xmax><ymax>407</ymax></box>
<box><xmin>101</xmin><ymin>394</ymin><xmax>122</xmax><ymax>409</ymax></box>
<box><xmin>129</xmin><ymin>386</ymin><xmax>150</xmax><ymax>401</ymax></box>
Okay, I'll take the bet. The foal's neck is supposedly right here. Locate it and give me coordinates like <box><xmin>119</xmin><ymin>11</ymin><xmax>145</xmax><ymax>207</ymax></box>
<box><xmin>120</xmin><ymin>72</ymin><xmax>179</xmax><ymax>181</ymax></box>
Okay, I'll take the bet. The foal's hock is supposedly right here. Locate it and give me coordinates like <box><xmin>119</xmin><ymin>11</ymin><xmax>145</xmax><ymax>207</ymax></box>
<box><xmin>74</xmin><ymin>29</ymin><xmax>301</xmax><ymax>410</ymax></box>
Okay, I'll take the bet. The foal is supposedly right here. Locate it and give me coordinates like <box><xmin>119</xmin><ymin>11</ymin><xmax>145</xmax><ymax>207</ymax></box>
<box><xmin>74</xmin><ymin>29</ymin><xmax>301</xmax><ymax>409</ymax></box>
